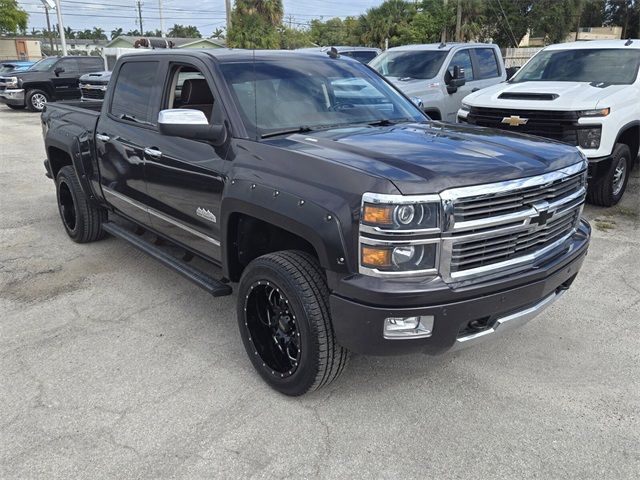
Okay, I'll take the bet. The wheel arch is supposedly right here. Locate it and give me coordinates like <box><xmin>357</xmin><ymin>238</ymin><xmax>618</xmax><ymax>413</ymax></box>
<box><xmin>221</xmin><ymin>182</ymin><xmax>351</xmax><ymax>282</ymax></box>
<box><xmin>615</xmin><ymin>121</ymin><xmax>640</xmax><ymax>168</ymax></box>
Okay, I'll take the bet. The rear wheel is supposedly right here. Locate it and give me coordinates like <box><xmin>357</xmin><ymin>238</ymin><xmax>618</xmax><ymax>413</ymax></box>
<box><xmin>6</xmin><ymin>104</ymin><xmax>25</xmax><ymax>110</ymax></box>
<box><xmin>587</xmin><ymin>143</ymin><xmax>630</xmax><ymax>207</ymax></box>
<box><xmin>56</xmin><ymin>166</ymin><xmax>107</xmax><ymax>243</ymax></box>
<box><xmin>26</xmin><ymin>89</ymin><xmax>49</xmax><ymax>112</ymax></box>
<box><xmin>237</xmin><ymin>251</ymin><xmax>349</xmax><ymax>396</ymax></box>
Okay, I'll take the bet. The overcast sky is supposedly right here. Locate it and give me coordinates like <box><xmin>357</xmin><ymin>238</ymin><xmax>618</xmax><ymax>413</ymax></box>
<box><xmin>18</xmin><ymin>0</ymin><xmax>383</xmax><ymax>36</ymax></box>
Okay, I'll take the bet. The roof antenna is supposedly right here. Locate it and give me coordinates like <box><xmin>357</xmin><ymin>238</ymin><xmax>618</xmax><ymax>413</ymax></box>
<box><xmin>438</xmin><ymin>42</ymin><xmax>446</xmax><ymax>49</ymax></box>
<box><xmin>625</xmin><ymin>38</ymin><xmax>633</xmax><ymax>46</ymax></box>
<box><xmin>327</xmin><ymin>46</ymin><xmax>340</xmax><ymax>59</ymax></box>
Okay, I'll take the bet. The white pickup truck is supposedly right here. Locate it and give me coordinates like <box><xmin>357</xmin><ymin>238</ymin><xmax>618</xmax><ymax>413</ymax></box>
<box><xmin>458</xmin><ymin>40</ymin><xmax>640</xmax><ymax>206</ymax></box>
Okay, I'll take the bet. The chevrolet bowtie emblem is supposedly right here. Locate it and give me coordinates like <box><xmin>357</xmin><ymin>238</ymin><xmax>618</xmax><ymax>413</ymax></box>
<box><xmin>501</xmin><ymin>115</ymin><xmax>529</xmax><ymax>127</ymax></box>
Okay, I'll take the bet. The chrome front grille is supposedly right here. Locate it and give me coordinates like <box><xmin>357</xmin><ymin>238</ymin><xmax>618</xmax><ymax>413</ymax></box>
<box><xmin>450</xmin><ymin>209</ymin><xmax>579</xmax><ymax>272</ymax></box>
<box><xmin>453</xmin><ymin>170</ymin><xmax>585</xmax><ymax>222</ymax></box>
<box><xmin>439</xmin><ymin>161</ymin><xmax>587</xmax><ymax>282</ymax></box>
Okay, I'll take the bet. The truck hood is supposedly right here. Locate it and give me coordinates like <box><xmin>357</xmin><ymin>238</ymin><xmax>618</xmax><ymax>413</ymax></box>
<box><xmin>274</xmin><ymin>122</ymin><xmax>582</xmax><ymax>194</ymax></box>
<box><xmin>79</xmin><ymin>71</ymin><xmax>112</xmax><ymax>83</ymax></box>
<box><xmin>465</xmin><ymin>80</ymin><xmax>628</xmax><ymax>111</ymax></box>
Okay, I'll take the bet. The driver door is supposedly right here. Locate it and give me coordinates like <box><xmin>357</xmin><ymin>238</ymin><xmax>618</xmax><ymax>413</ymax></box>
<box><xmin>443</xmin><ymin>49</ymin><xmax>476</xmax><ymax>122</ymax></box>
<box><xmin>51</xmin><ymin>58</ymin><xmax>81</xmax><ymax>99</ymax></box>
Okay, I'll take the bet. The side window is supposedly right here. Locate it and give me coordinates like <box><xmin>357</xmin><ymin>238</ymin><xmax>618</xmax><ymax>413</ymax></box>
<box><xmin>58</xmin><ymin>58</ymin><xmax>79</xmax><ymax>74</ymax></box>
<box><xmin>350</xmin><ymin>51</ymin><xmax>378</xmax><ymax>63</ymax></box>
<box><xmin>110</xmin><ymin>61</ymin><xmax>159</xmax><ymax>125</ymax></box>
<box><xmin>78</xmin><ymin>57</ymin><xmax>103</xmax><ymax>73</ymax></box>
<box><xmin>448</xmin><ymin>50</ymin><xmax>474</xmax><ymax>81</ymax></box>
<box><xmin>166</xmin><ymin>65</ymin><xmax>214</xmax><ymax>121</ymax></box>
<box><xmin>475</xmin><ymin>48</ymin><xmax>500</xmax><ymax>79</ymax></box>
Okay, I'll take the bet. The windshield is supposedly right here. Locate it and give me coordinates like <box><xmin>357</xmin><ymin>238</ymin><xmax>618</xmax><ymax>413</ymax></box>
<box><xmin>219</xmin><ymin>57</ymin><xmax>426</xmax><ymax>139</ymax></box>
<box><xmin>512</xmin><ymin>48</ymin><xmax>640</xmax><ymax>84</ymax></box>
<box><xmin>28</xmin><ymin>58</ymin><xmax>59</xmax><ymax>72</ymax></box>
<box><xmin>369</xmin><ymin>50</ymin><xmax>447</xmax><ymax>79</ymax></box>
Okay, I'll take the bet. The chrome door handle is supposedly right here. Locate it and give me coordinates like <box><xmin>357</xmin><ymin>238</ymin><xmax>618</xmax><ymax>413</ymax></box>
<box><xmin>96</xmin><ymin>133</ymin><xmax>110</xmax><ymax>142</ymax></box>
<box><xmin>144</xmin><ymin>147</ymin><xmax>162</xmax><ymax>159</ymax></box>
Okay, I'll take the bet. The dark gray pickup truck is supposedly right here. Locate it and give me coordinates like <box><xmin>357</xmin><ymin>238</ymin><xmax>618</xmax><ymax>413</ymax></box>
<box><xmin>41</xmin><ymin>50</ymin><xmax>590</xmax><ymax>395</ymax></box>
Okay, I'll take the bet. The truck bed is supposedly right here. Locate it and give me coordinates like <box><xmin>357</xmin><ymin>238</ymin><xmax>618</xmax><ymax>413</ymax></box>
<box><xmin>42</xmin><ymin>101</ymin><xmax>102</xmax><ymax>144</ymax></box>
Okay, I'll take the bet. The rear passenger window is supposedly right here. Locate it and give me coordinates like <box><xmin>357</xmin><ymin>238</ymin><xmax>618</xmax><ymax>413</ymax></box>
<box><xmin>58</xmin><ymin>58</ymin><xmax>79</xmax><ymax>74</ymax></box>
<box><xmin>475</xmin><ymin>48</ymin><xmax>500</xmax><ymax>78</ymax></box>
<box><xmin>110</xmin><ymin>61</ymin><xmax>159</xmax><ymax>125</ymax></box>
<box><xmin>78</xmin><ymin>57</ymin><xmax>103</xmax><ymax>73</ymax></box>
<box><xmin>448</xmin><ymin>50</ymin><xmax>474</xmax><ymax>80</ymax></box>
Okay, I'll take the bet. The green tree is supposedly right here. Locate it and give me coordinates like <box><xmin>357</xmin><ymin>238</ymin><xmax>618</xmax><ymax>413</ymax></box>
<box><xmin>0</xmin><ymin>0</ymin><xmax>28</xmax><ymax>34</ymax></box>
<box><xmin>92</xmin><ymin>27</ymin><xmax>107</xmax><ymax>40</ymax></box>
<box><xmin>111</xmin><ymin>27</ymin><xmax>124</xmax><ymax>39</ymax></box>
<box><xmin>168</xmin><ymin>24</ymin><xmax>201</xmax><ymax>38</ymax></box>
<box><xmin>210</xmin><ymin>27</ymin><xmax>225</xmax><ymax>39</ymax></box>
<box><xmin>278</xmin><ymin>25</ymin><xmax>312</xmax><ymax>49</ymax></box>
<box><xmin>64</xmin><ymin>26</ymin><xmax>76</xmax><ymax>39</ymax></box>
<box><xmin>227</xmin><ymin>0</ymin><xmax>284</xmax><ymax>49</ymax></box>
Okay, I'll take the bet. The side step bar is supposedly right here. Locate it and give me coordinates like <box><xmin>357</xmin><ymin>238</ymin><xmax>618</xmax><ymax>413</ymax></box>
<box><xmin>102</xmin><ymin>222</ymin><xmax>232</xmax><ymax>297</ymax></box>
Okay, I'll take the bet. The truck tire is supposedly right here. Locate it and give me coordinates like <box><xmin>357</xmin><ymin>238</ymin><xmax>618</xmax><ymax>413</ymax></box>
<box><xmin>6</xmin><ymin>104</ymin><xmax>25</xmax><ymax>110</ymax></box>
<box><xmin>26</xmin><ymin>89</ymin><xmax>50</xmax><ymax>112</ymax></box>
<box><xmin>587</xmin><ymin>143</ymin><xmax>631</xmax><ymax>207</ymax></box>
<box><xmin>237</xmin><ymin>250</ymin><xmax>349</xmax><ymax>396</ymax></box>
<box><xmin>55</xmin><ymin>166</ymin><xmax>107</xmax><ymax>243</ymax></box>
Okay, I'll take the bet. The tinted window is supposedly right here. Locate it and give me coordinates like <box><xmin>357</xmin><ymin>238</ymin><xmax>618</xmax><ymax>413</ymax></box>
<box><xmin>110</xmin><ymin>61</ymin><xmax>159</xmax><ymax>124</ymax></box>
<box><xmin>370</xmin><ymin>50</ymin><xmax>448</xmax><ymax>79</ymax></box>
<box><xmin>512</xmin><ymin>48</ymin><xmax>640</xmax><ymax>84</ymax></box>
<box><xmin>475</xmin><ymin>48</ymin><xmax>500</xmax><ymax>78</ymax></box>
<box><xmin>220</xmin><ymin>58</ymin><xmax>424</xmax><ymax>138</ymax></box>
<box><xmin>29</xmin><ymin>57</ymin><xmax>58</xmax><ymax>72</ymax></box>
<box><xmin>78</xmin><ymin>57</ymin><xmax>103</xmax><ymax>73</ymax></box>
<box><xmin>348</xmin><ymin>51</ymin><xmax>378</xmax><ymax>64</ymax></box>
<box><xmin>448</xmin><ymin>50</ymin><xmax>474</xmax><ymax>80</ymax></box>
<box><xmin>58</xmin><ymin>58</ymin><xmax>79</xmax><ymax>73</ymax></box>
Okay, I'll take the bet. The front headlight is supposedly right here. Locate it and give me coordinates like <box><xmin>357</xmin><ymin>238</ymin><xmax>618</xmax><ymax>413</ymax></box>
<box><xmin>460</xmin><ymin>101</ymin><xmax>471</xmax><ymax>112</ymax></box>
<box><xmin>361</xmin><ymin>241</ymin><xmax>438</xmax><ymax>273</ymax></box>
<box><xmin>359</xmin><ymin>193</ymin><xmax>442</xmax><ymax>276</ymax></box>
<box><xmin>5</xmin><ymin>76</ymin><xmax>19</xmax><ymax>88</ymax></box>
<box><xmin>578</xmin><ymin>108</ymin><xmax>609</xmax><ymax>118</ymax></box>
<box><xmin>362</xmin><ymin>195</ymin><xmax>440</xmax><ymax>232</ymax></box>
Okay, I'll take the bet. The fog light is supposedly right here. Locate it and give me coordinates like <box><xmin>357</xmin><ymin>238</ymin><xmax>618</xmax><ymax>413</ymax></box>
<box><xmin>577</xmin><ymin>128</ymin><xmax>602</xmax><ymax>149</ymax></box>
<box><xmin>383</xmin><ymin>315</ymin><xmax>434</xmax><ymax>339</ymax></box>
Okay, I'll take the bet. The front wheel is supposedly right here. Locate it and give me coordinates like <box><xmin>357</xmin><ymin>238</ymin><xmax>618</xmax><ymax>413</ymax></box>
<box><xmin>237</xmin><ymin>251</ymin><xmax>349</xmax><ymax>396</ymax></box>
<box><xmin>26</xmin><ymin>89</ymin><xmax>50</xmax><ymax>112</ymax></box>
<box><xmin>587</xmin><ymin>143</ymin><xmax>631</xmax><ymax>207</ymax></box>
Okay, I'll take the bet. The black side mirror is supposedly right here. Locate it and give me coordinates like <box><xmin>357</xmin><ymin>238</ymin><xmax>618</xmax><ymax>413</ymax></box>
<box><xmin>446</xmin><ymin>65</ymin><xmax>466</xmax><ymax>94</ymax></box>
<box><xmin>157</xmin><ymin>109</ymin><xmax>227</xmax><ymax>146</ymax></box>
<box><xmin>54</xmin><ymin>67</ymin><xmax>65</xmax><ymax>76</ymax></box>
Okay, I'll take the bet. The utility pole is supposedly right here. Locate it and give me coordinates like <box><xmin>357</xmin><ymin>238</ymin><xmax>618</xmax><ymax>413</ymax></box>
<box><xmin>225</xmin><ymin>0</ymin><xmax>232</xmax><ymax>33</ymax></box>
<box><xmin>44</xmin><ymin>5</ymin><xmax>55</xmax><ymax>54</ymax></box>
<box><xmin>158</xmin><ymin>0</ymin><xmax>165</xmax><ymax>37</ymax></box>
<box><xmin>54</xmin><ymin>0</ymin><xmax>67</xmax><ymax>55</ymax></box>
<box><xmin>455</xmin><ymin>0</ymin><xmax>462</xmax><ymax>42</ymax></box>
<box><xmin>137</xmin><ymin>0</ymin><xmax>144</xmax><ymax>35</ymax></box>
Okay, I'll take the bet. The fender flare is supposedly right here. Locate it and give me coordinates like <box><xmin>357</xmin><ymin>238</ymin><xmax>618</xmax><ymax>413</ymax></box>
<box><xmin>221</xmin><ymin>179</ymin><xmax>351</xmax><ymax>278</ymax></box>
<box><xmin>45</xmin><ymin>125</ymin><xmax>100</xmax><ymax>203</ymax></box>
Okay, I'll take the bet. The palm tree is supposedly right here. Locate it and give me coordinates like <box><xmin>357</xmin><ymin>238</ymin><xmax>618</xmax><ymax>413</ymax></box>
<box><xmin>64</xmin><ymin>26</ymin><xmax>75</xmax><ymax>39</ymax></box>
<box><xmin>236</xmin><ymin>0</ymin><xmax>283</xmax><ymax>26</ymax></box>
<box><xmin>92</xmin><ymin>27</ymin><xmax>106</xmax><ymax>40</ymax></box>
<box><xmin>111</xmin><ymin>27</ymin><xmax>124</xmax><ymax>40</ymax></box>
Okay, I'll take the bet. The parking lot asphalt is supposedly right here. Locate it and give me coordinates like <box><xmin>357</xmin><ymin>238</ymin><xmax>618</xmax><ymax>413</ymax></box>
<box><xmin>1</xmin><ymin>106</ymin><xmax>638</xmax><ymax>479</ymax></box>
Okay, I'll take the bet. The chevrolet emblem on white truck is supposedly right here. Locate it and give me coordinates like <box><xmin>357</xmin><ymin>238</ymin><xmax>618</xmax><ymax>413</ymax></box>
<box><xmin>501</xmin><ymin>115</ymin><xmax>529</xmax><ymax>127</ymax></box>
<box><xmin>196</xmin><ymin>207</ymin><xmax>217</xmax><ymax>223</ymax></box>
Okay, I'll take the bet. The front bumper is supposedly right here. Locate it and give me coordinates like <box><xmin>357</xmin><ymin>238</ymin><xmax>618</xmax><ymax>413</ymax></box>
<box><xmin>329</xmin><ymin>219</ymin><xmax>590</xmax><ymax>355</ymax></box>
<box><xmin>0</xmin><ymin>88</ymin><xmax>25</xmax><ymax>106</ymax></box>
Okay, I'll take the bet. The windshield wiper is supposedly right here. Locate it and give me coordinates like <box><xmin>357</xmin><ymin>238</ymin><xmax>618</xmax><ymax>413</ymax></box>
<box><xmin>367</xmin><ymin>118</ymin><xmax>412</xmax><ymax>127</ymax></box>
<box><xmin>261</xmin><ymin>126</ymin><xmax>313</xmax><ymax>139</ymax></box>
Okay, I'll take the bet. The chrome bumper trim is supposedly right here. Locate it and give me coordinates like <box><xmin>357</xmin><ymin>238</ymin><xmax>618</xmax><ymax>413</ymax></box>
<box><xmin>0</xmin><ymin>88</ymin><xmax>25</xmax><ymax>101</ymax></box>
<box><xmin>451</xmin><ymin>289</ymin><xmax>566</xmax><ymax>351</ymax></box>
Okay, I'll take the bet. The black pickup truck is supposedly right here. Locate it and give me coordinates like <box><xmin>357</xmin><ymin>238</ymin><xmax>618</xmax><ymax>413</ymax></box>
<box><xmin>0</xmin><ymin>55</ymin><xmax>104</xmax><ymax>111</ymax></box>
<box><xmin>41</xmin><ymin>50</ymin><xmax>591</xmax><ymax>395</ymax></box>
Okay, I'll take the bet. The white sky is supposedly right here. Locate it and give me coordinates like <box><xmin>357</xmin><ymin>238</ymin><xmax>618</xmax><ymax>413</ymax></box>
<box><xmin>18</xmin><ymin>0</ymin><xmax>383</xmax><ymax>36</ymax></box>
